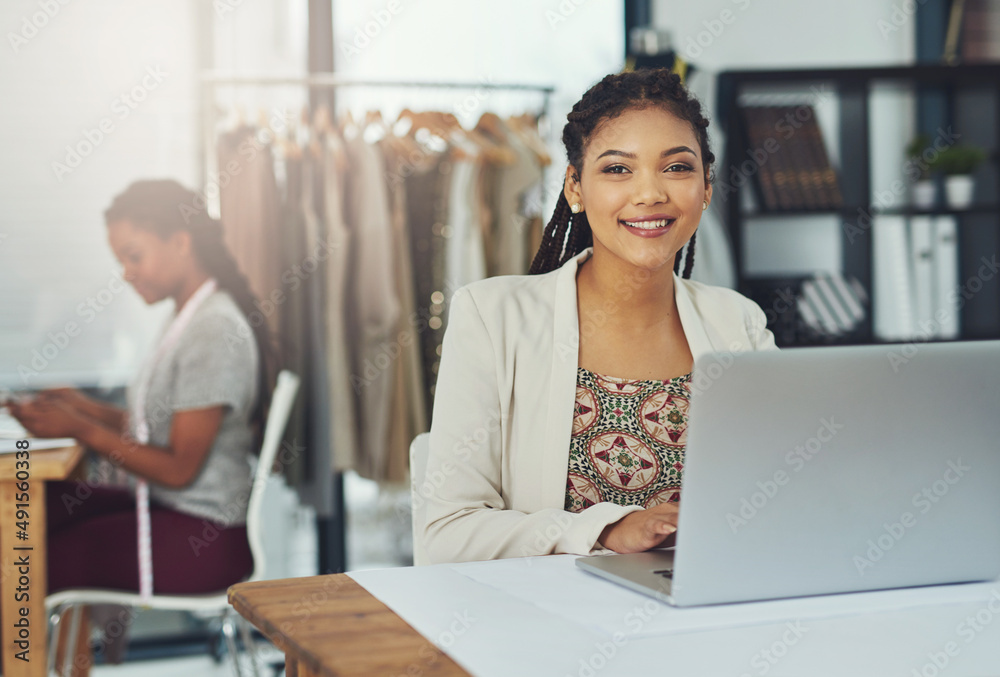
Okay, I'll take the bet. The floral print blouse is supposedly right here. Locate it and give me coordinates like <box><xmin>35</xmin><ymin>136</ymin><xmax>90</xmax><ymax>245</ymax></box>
<box><xmin>565</xmin><ymin>366</ymin><xmax>692</xmax><ymax>513</ymax></box>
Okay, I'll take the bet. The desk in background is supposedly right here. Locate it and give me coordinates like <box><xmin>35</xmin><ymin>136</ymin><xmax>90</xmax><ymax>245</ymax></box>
<box><xmin>0</xmin><ymin>443</ymin><xmax>83</xmax><ymax>677</ymax></box>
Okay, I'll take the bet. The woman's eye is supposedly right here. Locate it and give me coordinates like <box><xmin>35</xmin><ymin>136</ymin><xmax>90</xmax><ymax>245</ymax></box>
<box><xmin>601</xmin><ymin>164</ymin><xmax>629</xmax><ymax>174</ymax></box>
<box><xmin>666</xmin><ymin>163</ymin><xmax>694</xmax><ymax>173</ymax></box>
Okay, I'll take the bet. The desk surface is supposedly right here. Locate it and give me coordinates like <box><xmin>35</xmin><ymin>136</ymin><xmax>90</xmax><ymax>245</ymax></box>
<box><xmin>0</xmin><ymin>443</ymin><xmax>83</xmax><ymax>677</ymax></box>
<box><xmin>233</xmin><ymin>555</ymin><xmax>1000</xmax><ymax>677</ymax></box>
<box><xmin>229</xmin><ymin>574</ymin><xmax>468</xmax><ymax>677</ymax></box>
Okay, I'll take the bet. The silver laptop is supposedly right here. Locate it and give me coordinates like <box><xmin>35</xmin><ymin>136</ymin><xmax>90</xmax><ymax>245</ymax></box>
<box><xmin>577</xmin><ymin>340</ymin><xmax>1000</xmax><ymax>606</ymax></box>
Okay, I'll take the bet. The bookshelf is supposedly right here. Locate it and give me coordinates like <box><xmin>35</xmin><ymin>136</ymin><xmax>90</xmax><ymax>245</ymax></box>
<box><xmin>716</xmin><ymin>63</ymin><xmax>1000</xmax><ymax>347</ymax></box>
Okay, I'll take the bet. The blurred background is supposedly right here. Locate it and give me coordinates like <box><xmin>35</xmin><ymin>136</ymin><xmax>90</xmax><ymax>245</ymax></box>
<box><xmin>2</xmin><ymin>0</ymin><xmax>998</xmax><ymax>673</ymax></box>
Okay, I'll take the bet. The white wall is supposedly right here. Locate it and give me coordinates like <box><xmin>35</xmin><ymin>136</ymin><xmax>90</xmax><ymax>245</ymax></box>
<box><xmin>652</xmin><ymin>0</ymin><xmax>916</xmax><ymax>277</ymax></box>
<box><xmin>0</xmin><ymin>0</ymin><xmax>205</xmax><ymax>389</ymax></box>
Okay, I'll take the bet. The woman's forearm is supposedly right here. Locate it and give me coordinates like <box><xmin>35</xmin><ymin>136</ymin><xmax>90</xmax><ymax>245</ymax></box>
<box><xmin>70</xmin><ymin>415</ymin><xmax>188</xmax><ymax>488</ymax></box>
<box><xmin>74</xmin><ymin>398</ymin><xmax>127</xmax><ymax>431</ymax></box>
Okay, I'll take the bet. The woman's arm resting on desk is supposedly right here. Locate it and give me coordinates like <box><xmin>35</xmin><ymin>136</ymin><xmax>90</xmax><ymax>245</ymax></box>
<box><xmin>9</xmin><ymin>398</ymin><xmax>224</xmax><ymax>489</ymax></box>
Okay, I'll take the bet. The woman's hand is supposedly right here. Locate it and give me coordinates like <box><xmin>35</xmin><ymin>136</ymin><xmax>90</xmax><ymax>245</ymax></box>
<box><xmin>35</xmin><ymin>387</ymin><xmax>92</xmax><ymax>412</ymax></box>
<box><xmin>598</xmin><ymin>502</ymin><xmax>680</xmax><ymax>554</ymax></box>
<box><xmin>7</xmin><ymin>397</ymin><xmax>85</xmax><ymax>439</ymax></box>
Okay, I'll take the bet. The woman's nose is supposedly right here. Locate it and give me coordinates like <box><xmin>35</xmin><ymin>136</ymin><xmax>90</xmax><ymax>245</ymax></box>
<box><xmin>632</xmin><ymin>171</ymin><xmax>668</xmax><ymax>206</ymax></box>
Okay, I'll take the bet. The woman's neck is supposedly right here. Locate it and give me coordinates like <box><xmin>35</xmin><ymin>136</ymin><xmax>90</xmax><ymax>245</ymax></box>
<box><xmin>577</xmin><ymin>251</ymin><xmax>678</xmax><ymax>331</ymax></box>
<box><xmin>173</xmin><ymin>270</ymin><xmax>213</xmax><ymax>312</ymax></box>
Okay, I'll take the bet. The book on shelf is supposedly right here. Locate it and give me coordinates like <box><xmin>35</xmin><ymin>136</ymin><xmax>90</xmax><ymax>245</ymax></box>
<box><xmin>739</xmin><ymin>105</ymin><xmax>844</xmax><ymax>211</ymax></box>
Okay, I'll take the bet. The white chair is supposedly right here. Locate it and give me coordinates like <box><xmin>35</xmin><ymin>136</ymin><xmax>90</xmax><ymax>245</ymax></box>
<box><xmin>46</xmin><ymin>370</ymin><xmax>301</xmax><ymax>677</ymax></box>
<box><xmin>409</xmin><ymin>433</ymin><xmax>430</xmax><ymax>566</ymax></box>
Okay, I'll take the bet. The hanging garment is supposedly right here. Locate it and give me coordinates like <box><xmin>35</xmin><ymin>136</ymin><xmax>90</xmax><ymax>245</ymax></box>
<box><xmin>217</xmin><ymin>125</ymin><xmax>284</xmax><ymax>340</ymax></box>
<box><xmin>379</xmin><ymin>135</ymin><xmax>430</xmax><ymax>479</ymax></box>
<box><xmin>341</xmin><ymin>129</ymin><xmax>401</xmax><ymax>480</ymax></box>
<box><xmin>275</xmin><ymin>147</ymin><xmax>309</xmax><ymax>486</ymax></box>
<box><xmin>443</xmin><ymin>133</ymin><xmax>488</xmax><ymax>318</ymax></box>
<box><xmin>490</xmin><ymin>119</ymin><xmax>544</xmax><ymax>276</ymax></box>
<box><xmin>316</xmin><ymin>133</ymin><xmax>359</xmax><ymax>474</ymax></box>
<box><xmin>404</xmin><ymin>144</ymin><xmax>453</xmax><ymax>408</ymax></box>
<box><xmin>294</xmin><ymin>145</ymin><xmax>334</xmax><ymax>483</ymax></box>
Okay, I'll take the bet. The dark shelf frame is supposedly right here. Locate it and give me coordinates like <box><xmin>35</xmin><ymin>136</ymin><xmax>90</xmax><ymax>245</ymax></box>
<box><xmin>717</xmin><ymin>62</ymin><xmax>1000</xmax><ymax>345</ymax></box>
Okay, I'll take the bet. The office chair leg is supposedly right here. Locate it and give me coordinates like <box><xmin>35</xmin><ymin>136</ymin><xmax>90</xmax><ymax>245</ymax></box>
<box><xmin>237</xmin><ymin>616</ymin><xmax>262</xmax><ymax>677</ymax></box>
<box><xmin>221</xmin><ymin>612</ymin><xmax>245</xmax><ymax>677</ymax></box>
<box><xmin>48</xmin><ymin>605</ymin><xmax>65</xmax><ymax>674</ymax></box>
<box><xmin>61</xmin><ymin>605</ymin><xmax>82</xmax><ymax>677</ymax></box>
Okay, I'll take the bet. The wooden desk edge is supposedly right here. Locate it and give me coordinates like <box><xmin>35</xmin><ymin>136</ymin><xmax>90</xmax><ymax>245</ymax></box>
<box><xmin>228</xmin><ymin>574</ymin><xmax>470</xmax><ymax>677</ymax></box>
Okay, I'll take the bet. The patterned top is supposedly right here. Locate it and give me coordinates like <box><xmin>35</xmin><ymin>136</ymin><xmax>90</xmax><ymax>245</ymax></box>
<box><xmin>565</xmin><ymin>367</ymin><xmax>692</xmax><ymax>513</ymax></box>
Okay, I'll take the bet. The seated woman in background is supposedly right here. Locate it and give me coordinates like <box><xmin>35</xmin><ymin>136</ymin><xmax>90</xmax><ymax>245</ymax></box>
<box><xmin>420</xmin><ymin>68</ymin><xmax>778</xmax><ymax>565</ymax></box>
<box><xmin>10</xmin><ymin>179</ymin><xmax>277</xmax><ymax>594</ymax></box>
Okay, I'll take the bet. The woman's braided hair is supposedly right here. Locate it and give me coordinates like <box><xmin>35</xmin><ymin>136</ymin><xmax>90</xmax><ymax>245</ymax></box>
<box><xmin>104</xmin><ymin>179</ymin><xmax>279</xmax><ymax>451</ymax></box>
<box><xmin>528</xmin><ymin>68</ymin><xmax>714</xmax><ymax>277</ymax></box>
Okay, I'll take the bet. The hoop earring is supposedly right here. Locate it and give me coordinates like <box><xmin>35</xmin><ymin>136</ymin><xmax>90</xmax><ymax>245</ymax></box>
<box><xmin>702</xmin><ymin>201</ymin><xmax>709</xmax><ymax>211</ymax></box>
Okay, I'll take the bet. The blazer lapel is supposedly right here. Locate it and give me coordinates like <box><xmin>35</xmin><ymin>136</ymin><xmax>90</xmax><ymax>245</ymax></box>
<box><xmin>674</xmin><ymin>273</ymin><xmax>721</xmax><ymax>361</ymax></box>
<box><xmin>540</xmin><ymin>249</ymin><xmax>589</xmax><ymax>509</ymax></box>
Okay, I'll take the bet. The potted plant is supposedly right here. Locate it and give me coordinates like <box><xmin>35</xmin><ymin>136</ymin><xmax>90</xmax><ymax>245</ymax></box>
<box><xmin>929</xmin><ymin>144</ymin><xmax>988</xmax><ymax>209</ymax></box>
<box><xmin>905</xmin><ymin>134</ymin><xmax>936</xmax><ymax>208</ymax></box>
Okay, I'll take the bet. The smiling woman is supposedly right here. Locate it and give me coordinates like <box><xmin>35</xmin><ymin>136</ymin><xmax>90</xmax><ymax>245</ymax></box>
<box><xmin>418</xmin><ymin>68</ymin><xmax>779</xmax><ymax>565</ymax></box>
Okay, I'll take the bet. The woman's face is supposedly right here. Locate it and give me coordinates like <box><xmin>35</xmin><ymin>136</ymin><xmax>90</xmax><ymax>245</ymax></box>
<box><xmin>107</xmin><ymin>219</ymin><xmax>188</xmax><ymax>304</ymax></box>
<box><xmin>567</xmin><ymin>105</ymin><xmax>712</xmax><ymax>275</ymax></box>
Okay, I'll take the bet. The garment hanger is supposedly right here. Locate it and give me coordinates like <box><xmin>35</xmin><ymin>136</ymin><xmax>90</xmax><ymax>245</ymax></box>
<box><xmin>506</xmin><ymin>114</ymin><xmax>551</xmax><ymax>167</ymax></box>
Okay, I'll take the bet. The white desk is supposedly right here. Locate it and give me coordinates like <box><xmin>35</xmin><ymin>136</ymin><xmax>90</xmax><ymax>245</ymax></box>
<box><xmin>349</xmin><ymin>555</ymin><xmax>1000</xmax><ymax>677</ymax></box>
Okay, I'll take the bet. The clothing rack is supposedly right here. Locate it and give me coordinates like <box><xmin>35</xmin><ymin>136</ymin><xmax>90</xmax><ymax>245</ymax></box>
<box><xmin>200</xmin><ymin>72</ymin><xmax>555</xmax><ymax>212</ymax></box>
<box><xmin>199</xmin><ymin>72</ymin><xmax>555</xmax><ymax>575</ymax></box>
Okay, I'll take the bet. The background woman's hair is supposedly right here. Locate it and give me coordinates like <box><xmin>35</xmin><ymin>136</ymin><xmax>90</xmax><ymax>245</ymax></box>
<box><xmin>529</xmin><ymin>68</ymin><xmax>715</xmax><ymax>278</ymax></box>
<box><xmin>104</xmin><ymin>179</ymin><xmax>279</xmax><ymax>448</ymax></box>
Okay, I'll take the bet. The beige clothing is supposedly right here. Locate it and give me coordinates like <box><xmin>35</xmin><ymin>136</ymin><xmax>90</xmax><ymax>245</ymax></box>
<box><xmin>342</xmin><ymin>132</ymin><xmax>401</xmax><ymax>480</ymax></box>
<box><xmin>421</xmin><ymin>247</ymin><xmax>779</xmax><ymax>565</ymax></box>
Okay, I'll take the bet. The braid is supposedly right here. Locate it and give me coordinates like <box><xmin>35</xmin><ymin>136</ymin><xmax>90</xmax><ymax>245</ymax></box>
<box><xmin>529</xmin><ymin>191</ymin><xmax>572</xmax><ymax>274</ymax></box>
<box><xmin>672</xmin><ymin>231</ymin><xmax>698</xmax><ymax>280</ymax></box>
<box><xmin>531</xmin><ymin>68</ymin><xmax>714</xmax><ymax>276</ymax></box>
<box><xmin>683</xmin><ymin>230</ymin><xmax>697</xmax><ymax>279</ymax></box>
<box><xmin>188</xmin><ymin>216</ymin><xmax>279</xmax><ymax>442</ymax></box>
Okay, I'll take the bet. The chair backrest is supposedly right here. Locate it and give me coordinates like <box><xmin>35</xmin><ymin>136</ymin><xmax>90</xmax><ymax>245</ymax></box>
<box><xmin>409</xmin><ymin>432</ymin><xmax>431</xmax><ymax>566</ymax></box>
<box><xmin>245</xmin><ymin>370</ymin><xmax>300</xmax><ymax>582</ymax></box>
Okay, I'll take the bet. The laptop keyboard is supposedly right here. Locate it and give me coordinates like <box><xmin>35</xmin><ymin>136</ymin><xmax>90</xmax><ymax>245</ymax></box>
<box><xmin>653</xmin><ymin>568</ymin><xmax>674</xmax><ymax>579</ymax></box>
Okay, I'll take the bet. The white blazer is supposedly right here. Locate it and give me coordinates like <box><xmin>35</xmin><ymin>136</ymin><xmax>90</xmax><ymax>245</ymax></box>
<box><xmin>422</xmin><ymin>247</ymin><xmax>778</xmax><ymax>564</ymax></box>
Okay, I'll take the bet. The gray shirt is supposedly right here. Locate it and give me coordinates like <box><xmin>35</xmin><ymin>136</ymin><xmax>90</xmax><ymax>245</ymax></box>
<box><xmin>125</xmin><ymin>289</ymin><xmax>259</xmax><ymax>526</ymax></box>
